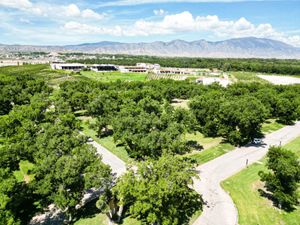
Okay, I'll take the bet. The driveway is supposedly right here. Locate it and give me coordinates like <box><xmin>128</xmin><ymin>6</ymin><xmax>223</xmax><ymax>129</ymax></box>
<box><xmin>90</xmin><ymin>141</ymin><xmax>126</xmax><ymax>177</ymax></box>
<box><xmin>192</xmin><ymin>121</ymin><xmax>300</xmax><ymax>225</ymax></box>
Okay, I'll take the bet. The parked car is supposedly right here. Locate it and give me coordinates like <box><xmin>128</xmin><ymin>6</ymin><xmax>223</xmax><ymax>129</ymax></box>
<box><xmin>252</xmin><ymin>138</ymin><xmax>262</xmax><ymax>145</ymax></box>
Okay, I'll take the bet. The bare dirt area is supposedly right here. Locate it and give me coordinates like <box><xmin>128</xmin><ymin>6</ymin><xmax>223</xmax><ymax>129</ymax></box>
<box><xmin>258</xmin><ymin>75</ymin><xmax>300</xmax><ymax>85</ymax></box>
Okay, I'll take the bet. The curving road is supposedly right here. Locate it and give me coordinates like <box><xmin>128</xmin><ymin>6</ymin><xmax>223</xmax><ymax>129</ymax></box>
<box><xmin>90</xmin><ymin>141</ymin><xmax>127</xmax><ymax>177</ymax></box>
<box><xmin>192</xmin><ymin>121</ymin><xmax>300</xmax><ymax>225</ymax></box>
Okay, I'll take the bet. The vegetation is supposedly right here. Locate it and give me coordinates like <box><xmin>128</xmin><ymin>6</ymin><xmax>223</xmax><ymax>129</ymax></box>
<box><xmin>1</xmin><ymin>64</ymin><xmax>300</xmax><ymax>224</ymax></box>
<box><xmin>80</xmin><ymin>71</ymin><xmax>147</xmax><ymax>82</ymax></box>
<box><xmin>259</xmin><ymin>146</ymin><xmax>300</xmax><ymax>210</ymax></box>
<box><xmin>261</xmin><ymin>119</ymin><xmax>285</xmax><ymax>134</ymax></box>
<box><xmin>70</xmin><ymin>56</ymin><xmax>300</xmax><ymax>75</ymax></box>
<box><xmin>0</xmin><ymin>66</ymin><xmax>113</xmax><ymax>224</ymax></box>
<box><xmin>96</xmin><ymin>155</ymin><xmax>202</xmax><ymax>224</ymax></box>
<box><xmin>222</xmin><ymin>137</ymin><xmax>300</xmax><ymax>225</ymax></box>
<box><xmin>186</xmin><ymin>143</ymin><xmax>234</xmax><ymax>165</ymax></box>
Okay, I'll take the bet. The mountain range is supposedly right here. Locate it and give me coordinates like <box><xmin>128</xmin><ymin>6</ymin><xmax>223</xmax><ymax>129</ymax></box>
<box><xmin>1</xmin><ymin>37</ymin><xmax>300</xmax><ymax>59</ymax></box>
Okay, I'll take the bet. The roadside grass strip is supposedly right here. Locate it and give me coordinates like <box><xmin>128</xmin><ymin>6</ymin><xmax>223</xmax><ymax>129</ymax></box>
<box><xmin>222</xmin><ymin>136</ymin><xmax>300</xmax><ymax>225</ymax></box>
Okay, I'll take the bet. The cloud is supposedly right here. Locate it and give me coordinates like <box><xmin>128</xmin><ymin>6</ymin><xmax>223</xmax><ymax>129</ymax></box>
<box><xmin>153</xmin><ymin>9</ymin><xmax>166</xmax><ymax>16</ymax></box>
<box><xmin>0</xmin><ymin>1</ymin><xmax>105</xmax><ymax>20</ymax></box>
<box><xmin>99</xmin><ymin>0</ymin><xmax>259</xmax><ymax>7</ymax></box>
<box><xmin>63</xmin><ymin>11</ymin><xmax>300</xmax><ymax>46</ymax></box>
<box><xmin>0</xmin><ymin>0</ymin><xmax>33</xmax><ymax>9</ymax></box>
<box><xmin>82</xmin><ymin>9</ymin><xmax>105</xmax><ymax>20</ymax></box>
<box><xmin>65</xmin><ymin>4</ymin><xmax>81</xmax><ymax>17</ymax></box>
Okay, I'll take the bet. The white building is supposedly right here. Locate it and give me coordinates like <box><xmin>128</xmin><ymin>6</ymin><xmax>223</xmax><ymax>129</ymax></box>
<box><xmin>118</xmin><ymin>65</ymin><xmax>148</xmax><ymax>73</ymax></box>
<box><xmin>196</xmin><ymin>77</ymin><xmax>231</xmax><ymax>87</ymax></box>
<box><xmin>50</xmin><ymin>63</ymin><xmax>86</xmax><ymax>71</ymax></box>
<box><xmin>153</xmin><ymin>67</ymin><xmax>197</xmax><ymax>75</ymax></box>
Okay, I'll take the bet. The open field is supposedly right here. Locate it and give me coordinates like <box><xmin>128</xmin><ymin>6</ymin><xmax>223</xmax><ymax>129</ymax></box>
<box><xmin>231</xmin><ymin>71</ymin><xmax>269</xmax><ymax>83</ymax></box>
<box><xmin>258</xmin><ymin>75</ymin><xmax>300</xmax><ymax>85</ymax></box>
<box><xmin>185</xmin><ymin>143</ymin><xmax>234</xmax><ymax>165</ymax></box>
<box><xmin>261</xmin><ymin>119</ymin><xmax>285</xmax><ymax>134</ymax></box>
<box><xmin>80</xmin><ymin>71</ymin><xmax>147</xmax><ymax>82</ymax></box>
<box><xmin>222</xmin><ymin>136</ymin><xmax>300</xmax><ymax>225</ymax></box>
<box><xmin>185</xmin><ymin>131</ymin><xmax>222</xmax><ymax>150</ymax></box>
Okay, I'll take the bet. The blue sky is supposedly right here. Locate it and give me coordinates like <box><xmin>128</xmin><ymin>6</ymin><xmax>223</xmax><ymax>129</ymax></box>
<box><xmin>0</xmin><ymin>0</ymin><xmax>300</xmax><ymax>46</ymax></box>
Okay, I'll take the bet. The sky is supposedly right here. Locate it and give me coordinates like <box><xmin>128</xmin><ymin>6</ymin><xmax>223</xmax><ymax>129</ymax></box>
<box><xmin>0</xmin><ymin>0</ymin><xmax>300</xmax><ymax>46</ymax></box>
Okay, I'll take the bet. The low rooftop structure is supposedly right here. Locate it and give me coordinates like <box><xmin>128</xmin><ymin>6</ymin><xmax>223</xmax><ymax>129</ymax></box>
<box><xmin>119</xmin><ymin>65</ymin><xmax>148</xmax><ymax>73</ymax></box>
<box><xmin>90</xmin><ymin>64</ymin><xmax>118</xmax><ymax>72</ymax></box>
<box><xmin>153</xmin><ymin>67</ymin><xmax>197</xmax><ymax>75</ymax></box>
<box><xmin>50</xmin><ymin>63</ymin><xmax>86</xmax><ymax>71</ymax></box>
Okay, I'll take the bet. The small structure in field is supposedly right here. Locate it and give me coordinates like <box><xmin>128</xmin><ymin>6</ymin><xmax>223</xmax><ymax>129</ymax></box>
<box><xmin>196</xmin><ymin>77</ymin><xmax>231</xmax><ymax>87</ymax></box>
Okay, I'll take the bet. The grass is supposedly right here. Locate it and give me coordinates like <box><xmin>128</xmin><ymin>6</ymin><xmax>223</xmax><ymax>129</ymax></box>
<box><xmin>221</xmin><ymin>136</ymin><xmax>300</xmax><ymax>225</ymax></box>
<box><xmin>231</xmin><ymin>71</ymin><xmax>269</xmax><ymax>84</ymax></box>
<box><xmin>80</xmin><ymin>119</ymin><xmax>130</xmax><ymax>163</ymax></box>
<box><xmin>185</xmin><ymin>132</ymin><xmax>222</xmax><ymax>150</ymax></box>
<box><xmin>75</xmin><ymin>210</ymin><xmax>201</xmax><ymax>225</ymax></box>
<box><xmin>171</xmin><ymin>99</ymin><xmax>190</xmax><ymax>109</ymax></box>
<box><xmin>74</xmin><ymin>214</ymin><xmax>108</xmax><ymax>225</ymax></box>
<box><xmin>185</xmin><ymin>143</ymin><xmax>234</xmax><ymax>165</ymax></box>
<box><xmin>261</xmin><ymin>119</ymin><xmax>285</xmax><ymax>134</ymax></box>
<box><xmin>80</xmin><ymin>71</ymin><xmax>147</xmax><ymax>82</ymax></box>
<box><xmin>13</xmin><ymin>160</ymin><xmax>35</xmax><ymax>183</ymax></box>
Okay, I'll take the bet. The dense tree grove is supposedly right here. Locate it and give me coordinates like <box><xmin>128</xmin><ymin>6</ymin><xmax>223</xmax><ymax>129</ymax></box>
<box><xmin>259</xmin><ymin>146</ymin><xmax>300</xmax><ymax>210</ymax></box>
<box><xmin>70</xmin><ymin>55</ymin><xmax>300</xmax><ymax>75</ymax></box>
<box><xmin>0</xmin><ymin>66</ymin><xmax>113</xmax><ymax>224</ymax></box>
<box><xmin>97</xmin><ymin>155</ymin><xmax>202</xmax><ymax>224</ymax></box>
<box><xmin>57</xmin><ymin>79</ymin><xmax>300</xmax><ymax>146</ymax></box>
<box><xmin>1</xmin><ymin>64</ymin><xmax>300</xmax><ymax>224</ymax></box>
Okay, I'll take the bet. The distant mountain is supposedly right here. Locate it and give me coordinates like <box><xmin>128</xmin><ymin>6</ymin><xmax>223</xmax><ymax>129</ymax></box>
<box><xmin>1</xmin><ymin>37</ymin><xmax>300</xmax><ymax>59</ymax></box>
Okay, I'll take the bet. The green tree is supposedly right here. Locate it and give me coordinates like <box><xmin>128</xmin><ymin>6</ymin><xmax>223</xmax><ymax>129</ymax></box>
<box><xmin>259</xmin><ymin>146</ymin><xmax>300</xmax><ymax>210</ymax></box>
<box><xmin>113</xmin><ymin>155</ymin><xmax>202</xmax><ymax>225</ymax></box>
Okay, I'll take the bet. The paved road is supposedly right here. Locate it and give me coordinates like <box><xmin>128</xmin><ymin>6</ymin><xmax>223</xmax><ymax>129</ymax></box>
<box><xmin>192</xmin><ymin>121</ymin><xmax>300</xmax><ymax>225</ymax></box>
<box><xmin>90</xmin><ymin>141</ymin><xmax>127</xmax><ymax>177</ymax></box>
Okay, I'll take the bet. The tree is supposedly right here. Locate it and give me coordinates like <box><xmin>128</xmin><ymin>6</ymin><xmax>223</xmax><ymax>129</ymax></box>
<box><xmin>219</xmin><ymin>96</ymin><xmax>268</xmax><ymax>145</ymax></box>
<box><xmin>112</xmin><ymin>155</ymin><xmax>202</xmax><ymax>225</ymax></box>
<box><xmin>259</xmin><ymin>146</ymin><xmax>300</xmax><ymax>210</ymax></box>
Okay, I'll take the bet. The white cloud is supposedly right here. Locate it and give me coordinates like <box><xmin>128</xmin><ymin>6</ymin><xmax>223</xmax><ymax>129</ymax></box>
<box><xmin>82</xmin><ymin>9</ymin><xmax>105</xmax><ymax>20</ymax></box>
<box><xmin>153</xmin><ymin>9</ymin><xmax>166</xmax><ymax>16</ymax></box>
<box><xmin>0</xmin><ymin>1</ymin><xmax>105</xmax><ymax>20</ymax></box>
<box><xmin>19</xmin><ymin>18</ymin><xmax>31</xmax><ymax>24</ymax></box>
<box><xmin>65</xmin><ymin>4</ymin><xmax>81</xmax><ymax>17</ymax></box>
<box><xmin>0</xmin><ymin>0</ymin><xmax>33</xmax><ymax>9</ymax></box>
<box><xmin>99</xmin><ymin>0</ymin><xmax>257</xmax><ymax>7</ymax></box>
<box><xmin>63</xmin><ymin>11</ymin><xmax>300</xmax><ymax>46</ymax></box>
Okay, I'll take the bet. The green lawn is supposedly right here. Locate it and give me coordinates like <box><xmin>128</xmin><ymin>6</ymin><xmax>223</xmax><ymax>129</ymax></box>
<box><xmin>185</xmin><ymin>143</ymin><xmax>234</xmax><ymax>165</ymax></box>
<box><xmin>81</xmin><ymin>119</ymin><xmax>130</xmax><ymax>163</ymax></box>
<box><xmin>13</xmin><ymin>160</ymin><xmax>35</xmax><ymax>183</ymax></box>
<box><xmin>75</xmin><ymin>210</ymin><xmax>201</xmax><ymax>225</ymax></box>
<box><xmin>261</xmin><ymin>119</ymin><xmax>285</xmax><ymax>134</ymax></box>
<box><xmin>222</xmin><ymin>136</ymin><xmax>300</xmax><ymax>225</ymax></box>
<box><xmin>185</xmin><ymin>132</ymin><xmax>222</xmax><ymax>150</ymax></box>
<box><xmin>80</xmin><ymin>71</ymin><xmax>147</xmax><ymax>82</ymax></box>
<box><xmin>231</xmin><ymin>71</ymin><xmax>269</xmax><ymax>83</ymax></box>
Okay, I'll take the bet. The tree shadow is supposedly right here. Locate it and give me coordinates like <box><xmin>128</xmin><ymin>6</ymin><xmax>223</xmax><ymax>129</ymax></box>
<box><xmin>74</xmin><ymin>199</ymin><xmax>99</xmax><ymax>221</ymax></box>
<box><xmin>186</xmin><ymin>140</ymin><xmax>203</xmax><ymax>151</ymax></box>
<box><xmin>258</xmin><ymin>189</ymin><xmax>296</xmax><ymax>212</ymax></box>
